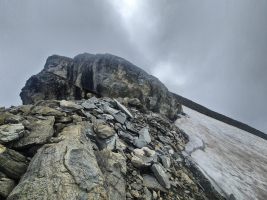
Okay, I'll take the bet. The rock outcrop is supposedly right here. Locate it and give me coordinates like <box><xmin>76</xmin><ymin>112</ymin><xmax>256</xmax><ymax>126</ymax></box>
<box><xmin>0</xmin><ymin>53</ymin><xmax>227</xmax><ymax>200</ymax></box>
<box><xmin>20</xmin><ymin>53</ymin><xmax>181</xmax><ymax>119</ymax></box>
<box><xmin>0</xmin><ymin>97</ymin><xmax>225</xmax><ymax>200</ymax></box>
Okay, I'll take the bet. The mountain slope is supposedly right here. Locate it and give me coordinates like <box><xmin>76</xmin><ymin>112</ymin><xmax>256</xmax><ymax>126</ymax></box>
<box><xmin>176</xmin><ymin>107</ymin><xmax>267</xmax><ymax>200</ymax></box>
<box><xmin>1</xmin><ymin>53</ymin><xmax>265</xmax><ymax>199</ymax></box>
<box><xmin>173</xmin><ymin>93</ymin><xmax>267</xmax><ymax>140</ymax></box>
<box><xmin>0</xmin><ymin>98</ymin><xmax>224</xmax><ymax>200</ymax></box>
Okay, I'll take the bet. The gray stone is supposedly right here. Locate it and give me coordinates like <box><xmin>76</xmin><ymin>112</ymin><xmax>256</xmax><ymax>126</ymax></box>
<box><xmin>131</xmin><ymin>182</ymin><xmax>143</xmax><ymax>191</ymax></box>
<box><xmin>95</xmin><ymin>150</ymin><xmax>126</xmax><ymax>200</ymax></box>
<box><xmin>7</xmin><ymin>124</ymin><xmax>107</xmax><ymax>200</ymax></box>
<box><xmin>81</xmin><ymin>110</ymin><xmax>92</xmax><ymax>119</ymax></box>
<box><xmin>158</xmin><ymin>135</ymin><xmax>172</xmax><ymax>144</ymax></box>
<box><xmin>127</xmin><ymin>98</ymin><xmax>142</xmax><ymax>108</ymax></box>
<box><xmin>0</xmin><ymin>177</ymin><xmax>15</xmax><ymax>198</ymax></box>
<box><xmin>152</xmin><ymin>190</ymin><xmax>158</xmax><ymax>199</ymax></box>
<box><xmin>0</xmin><ymin>144</ymin><xmax>29</xmax><ymax>180</ymax></box>
<box><xmin>159</xmin><ymin>155</ymin><xmax>171</xmax><ymax>168</ymax></box>
<box><xmin>130</xmin><ymin>150</ymin><xmax>155</xmax><ymax>168</ymax></box>
<box><xmin>94</xmin><ymin>108</ymin><xmax>104</xmax><ymax>114</ymax></box>
<box><xmin>144</xmin><ymin>187</ymin><xmax>152</xmax><ymax>200</ymax></box>
<box><xmin>13</xmin><ymin>116</ymin><xmax>55</xmax><ymax>148</ymax></box>
<box><xmin>94</xmin><ymin>123</ymin><xmax>116</xmax><ymax>139</ymax></box>
<box><xmin>130</xmin><ymin>190</ymin><xmax>140</xmax><ymax>198</ymax></box>
<box><xmin>125</xmin><ymin>121</ymin><xmax>138</xmax><ymax>133</ymax></box>
<box><xmin>101</xmin><ymin>114</ymin><xmax>114</xmax><ymax>121</ymax></box>
<box><xmin>102</xmin><ymin>104</ymin><xmax>120</xmax><ymax>115</ymax></box>
<box><xmin>81</xmin><ymin>100</ymin><xmax>97</xmax><ymax>110</ymax></box>
<box><xmin>131</xmin><ymin>154</ymin><xmax>152</xmax><ymax>168</ymax></box>
<box><xmin>114</xmin><ymin>99</ymin><xmax>133</xmax><ymax>118</ymax></box>
<box><xmin>59</xmin><ymin>100</ymin><xmax>83</xmax><ymax>110</ymax></box>
<box><xmin>133</xmin><ymin>138</ymin><xmax>147</xmax><ymax>148</ymax></box>
<box><xmin>139</xmin><ymin>127</ymin><xmax>151</xmax><ymax>143</ymax></box>
<box><xmin>126</xmin><ymin>192</ymin><xmax>132</xmax><ymax>198</ymax></box>
<box><xmin>115</xmin><ymin>138</ymin><xmax>127</xmax><ymax>151</ymax></box>
<box><xmin>133</xmin><ymin>127</ymin><xmax>151</xmax><ymax>148</ymax></box>
<box><xmin>142</xmin><ymin>147</ymin><xmax>156</xmax><ymax>157</ymax></box>
<box><xmin>118</xmin><ymin>130</ymin><xmax>134</xmax><ymax>143</ymax></box>
<box><xmin>96</xmin><ymin>134</ymin><xmax>117</xmax><ymax>151</ymax></box>
<box><xmin>87</xmin><ymin>96</ymin><xmax>98</xmax><ymax>103</ymax></box>
<box><xmin>113</xmin><ymin>112</ymin><xmax>127</xmax><ymax>124</ymax></box>
<box><xmin>20</xmin><ymin>53</ymin><xmax>181</xmax><ymax>119</ymax></box>
<box><xmin>55</xmin><ymin>116</ymin><xmax>72</xmax><ymax>123</ymax></box>
<box><xmin>151</xmin><ymin>163</ymin><xmax>170</xmax><ymax>189</ymax></box>
<box><xmin>143</xmin><ymin>174</ymin><xmax>167</xmax><ymax>192</ymax></box>
<box><xmin>229</xmin><ymin>194</ymin><xmax>236</xmax><ymax>200</ymax></box>
<box><xmin>2</xmin><ymin>112</ymin><xmax>23</xmax><ymax>124</ymax></box>
<box><xmin>0</xmin><ymin>123</ymin><xmax>24</xmax><ymax>143</ymax></box>
<box><xmin>30</xmin><ymin>106</ymin><xmax>64</xmax><ymax>117</ymax></box>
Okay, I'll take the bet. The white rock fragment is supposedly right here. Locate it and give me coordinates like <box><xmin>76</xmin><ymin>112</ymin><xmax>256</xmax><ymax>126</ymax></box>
<box><xmin>114</xmin><ymin>99</ymin><xmax>133</xmax><ymax>118</ymax></box>
<box><xmin>0</xmin><ymin>124</ymin><xmax>24</xmax><ymax>143</ymax></box>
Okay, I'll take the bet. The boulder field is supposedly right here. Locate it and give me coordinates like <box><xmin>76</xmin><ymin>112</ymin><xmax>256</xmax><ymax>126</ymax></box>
<box><xmin>0</xmin><ymin>97</ymin><xmax>224</xmax><ymax>200</ymax></box>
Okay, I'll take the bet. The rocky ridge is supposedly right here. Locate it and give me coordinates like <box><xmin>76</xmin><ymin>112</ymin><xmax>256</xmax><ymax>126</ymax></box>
<box><xmin>0</xmin><ymin>97</ymin><xmax>224</xmax><ymax>200</ymax></box>
<box><xmin>0</xmin><ymin>53</ymin><xmax>227</xmax><ymax>200</ymax></box>
<box><xmin>20</xmin><ymin>53</ymin><xmax>181</xmax><ymax>120</ymax></box>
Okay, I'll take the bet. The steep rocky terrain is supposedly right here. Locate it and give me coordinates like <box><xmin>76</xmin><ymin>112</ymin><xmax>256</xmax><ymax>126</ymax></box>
<box><xmin>20</xmin><ymin>53</ymin><xmax>180</xmax><ymax>120</ymax></box>
<box><xmin>1</xmin><ymin>53</ymin><xmax>265</xmax><ymax>200</ymax></box>
<box><xmin>0</xmin><ymin>53</ymin><xmax>228</xmax><ymax>200</ymax></box>
<box><xmin>0</xmin><ymin>97</ymin><xmax>223</xmax><ymax>200</ymax></box>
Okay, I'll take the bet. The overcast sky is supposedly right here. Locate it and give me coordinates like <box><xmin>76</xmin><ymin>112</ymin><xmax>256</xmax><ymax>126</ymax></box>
<box><xmin>0</xmin><ymin>0</ymin><xmax>266</xmax><ymax>132</ymax></box>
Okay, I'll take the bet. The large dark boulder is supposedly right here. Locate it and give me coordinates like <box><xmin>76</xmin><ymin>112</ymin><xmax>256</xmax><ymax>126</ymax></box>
<box><xmin>20</xmin><ymin>53</ymin><xmax>181</xmax><ymax>119</ymax></box>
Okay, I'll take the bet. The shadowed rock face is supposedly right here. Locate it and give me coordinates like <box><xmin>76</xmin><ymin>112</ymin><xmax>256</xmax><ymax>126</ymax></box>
<box><xmin>20</xmin><ymin>53</ymin><xmax>181</xmax><ymax>119</ymax></box>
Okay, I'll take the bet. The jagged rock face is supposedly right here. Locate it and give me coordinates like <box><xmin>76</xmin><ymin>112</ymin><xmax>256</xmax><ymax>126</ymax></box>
<box><xmin>0</xmin><ymin>97</ymin><xmax>225</xmax><ymax>200</ymax></box>
<box><xmin>20</xmin><ymin>53</ymin><xmax>180</xmax><ymax>119</ymax></box>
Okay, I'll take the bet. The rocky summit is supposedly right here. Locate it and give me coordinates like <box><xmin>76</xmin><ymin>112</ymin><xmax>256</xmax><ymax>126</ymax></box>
<box><xmin>20</xmin><ymin>53</ymin><xmax>181</xmax><ymax>120</ymax></box>
<box><xmin>0</xmin><ymin>53</ymin><xmax>225</xmax><ymax>200</ymax></box>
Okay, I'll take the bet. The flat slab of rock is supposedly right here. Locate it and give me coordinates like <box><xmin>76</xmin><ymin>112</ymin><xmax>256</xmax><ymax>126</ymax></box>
<box><xmin>114</xmin><ymin>99</ymin><xmax>133</xmax><ymax>118</ymax></box>
<box><xmin>0</xmin><ymin>144</ymin><xmax>29</xmax><ymax>180</ymax></box>
<box><xmin>12</xmin><ymin>116</ymin><xmax>55</xmax><ymax>148</ymax></box>
<box><xmin>7</xmin><ymin>124</ymin><xmax>107</xmax><ymax>200</ymax></box>
<box><xmin>31</xmin><ymin>106</ymin><xmax>64</xmax><ymax>117</ymax></box>
<box><xmin>125</xmin><ymin>121</ymin><xmax>138</xmax><ymax>133</ymax></box>
<box><xmin>118</xmin><ymin>130</ymin><xmax>134</xmax><ymax>143</ymax></box>
<box><xmin>113</xmin><ymin>112</ymin><xmax>127</xmax><ymax>124</ymax></box>
<box><xmin>151</xmin><ymin>163</ymin><xmax>170</xmax><ymax>189</ymax></box>
<box><xmin>0</xmin><ymin>124</ymin><xmax>24</xmax><ymax>143</ymax></box>
<box><xmin>81</xmin><ymin>100</ymin><xmax>97</xmax><ymax>110</ymax></box>
<box><xmin>133</xmin><ymin>127</ymin><xmax>151</xmax><ymax>148</ymax></box>
<box><xmin>102</xmin><ymin>104</ymin><xmax>119</xmax><ymax>115</ymax></box>
<box><xmin>95</xmin><ymin>150</ymin><xmax>126</xmax><ymax>200</ymax></box>
<box><xmin>143</xmin><ymin>174</ymin><xmax>167</xmax><ymax>192</ymax></box>
<box><xmin>59</xmin><ymin>100</ymin><xmax>83</xmax><ymax>110</ymax></box>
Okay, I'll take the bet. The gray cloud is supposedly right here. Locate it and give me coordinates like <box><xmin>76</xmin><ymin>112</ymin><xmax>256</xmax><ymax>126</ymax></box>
<box><xmin>0</xmin><ymin>0</ymin><xmax>266</xmax><ymax>132</ymax></box>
